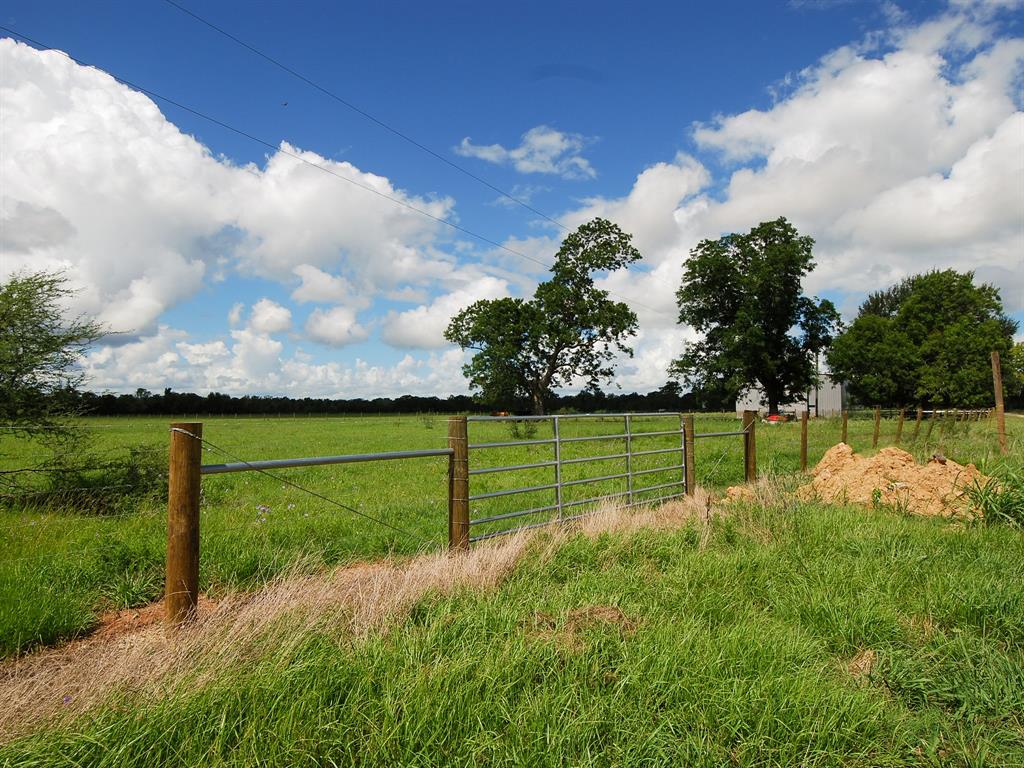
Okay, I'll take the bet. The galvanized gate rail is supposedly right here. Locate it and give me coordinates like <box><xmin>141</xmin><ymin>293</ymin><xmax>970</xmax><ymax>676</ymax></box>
<box><xmin>165</xmin><ymin>423</ymin><xmax>456</xmax><ymax>626</ymax></box>
<box><xmin>451</xmin><ymin>412</ymin><xmax>757</xmax><ymax>546</ymax></box>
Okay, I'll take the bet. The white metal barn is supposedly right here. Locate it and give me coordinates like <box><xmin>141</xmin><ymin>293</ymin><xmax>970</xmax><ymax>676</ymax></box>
<box><xmin>735</xmin><ymin>373</ymin><xmax>847</xmax><ymax>417</ymax></box>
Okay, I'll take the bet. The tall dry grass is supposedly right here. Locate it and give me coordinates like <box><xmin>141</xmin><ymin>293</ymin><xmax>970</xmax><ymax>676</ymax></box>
<box><xmin>0</xmin><ymin>493</ymin><xmax>709</xmax><ymax>742</ymax></box>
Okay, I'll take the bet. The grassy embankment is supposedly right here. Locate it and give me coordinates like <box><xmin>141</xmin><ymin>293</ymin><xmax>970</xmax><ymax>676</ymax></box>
<box><xmin>2</xmin><ymin>489</ymin><xmax>1022</xmax><ymax>765</ymax></box>
<box><xmin>0</xmin><ymin>412</ymin><xmax>1018</xmax><ymax>657</ymax></box>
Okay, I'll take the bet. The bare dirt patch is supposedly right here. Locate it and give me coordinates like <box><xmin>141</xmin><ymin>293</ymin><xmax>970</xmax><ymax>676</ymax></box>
<box><xmin>524</xmin><ymin>605</ymin><xmax>637</xmax><ymax>651</ymax></box>
<box><xmin>91</xmin><ymin>595</ymin><xmax>218</xmax><ymax>643</ymax></box>
<box><xmin>565</xmin><ymin>604</ymin><xmax>636</xmax><ymax>634</ymax></box>
<box><xmin>845</xmin><ymin>649</ymin><xmax>877</xmax><ymax>683</ymax></box>
<box><xmin>796</xmin><ymin>444</ymin><xmax>985</xmax><ymax>517</ymax></box>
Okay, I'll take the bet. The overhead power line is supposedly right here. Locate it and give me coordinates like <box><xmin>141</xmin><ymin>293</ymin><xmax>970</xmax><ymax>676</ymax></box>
<box><xmin>161</xmin><ymin>0</ymin><xmax>571</xmax><ymax>233</ymax></box>
<box><xmin>0</xmin><ymin>25</ymin><xmax>670</xmax><ymax>318</ymax></box>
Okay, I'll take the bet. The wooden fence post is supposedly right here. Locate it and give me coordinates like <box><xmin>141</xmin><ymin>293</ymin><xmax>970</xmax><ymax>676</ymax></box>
<box><xmin>895</xmin><ymin>409</ymin><xmax>905</xmax><ymax>445</ymax></box>
<box><xmin>841</xmin><ymin>409</ymin><xmax>848</xmax><ymax>445</ymax></box>
<box><xmin>742</xmin><ymin>410</ymin><xmax>757</xmax><ymax>483</ymax></box>
<box><xmin>683</xmin><ymin>414</ymin><xmax>696</xmax><ymax>496</ymax></box>
<box><xmin>166</xmin><ymin>422</ymin><xmax>202</xmax><ymax>626</ymax></box>
<box><xmin>912</xmin><ymin>406</ymin><xmax>923</xmax><ymax>443</ymax></box>
<box><xmin>800</xmin><ymin>409</ymin><xmax>809</xmax><ymax>471</ymax></box>
<box><xmin>448</xmin><ymin>416</ymin><xmax>470</xmax><ymax>551</ymax></box>
<box><xmin>992</xmin><ymin>350</ymin><xmax>1008</xmax><ymax>456</ymax></box>
<box><xmin>872</xmin><ymin>407</ymin><xmax>881</xmax><ymax>448</ymax></box>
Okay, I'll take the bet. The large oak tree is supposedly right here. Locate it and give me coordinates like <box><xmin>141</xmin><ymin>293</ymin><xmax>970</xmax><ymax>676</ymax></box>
<box><xmin>445</xmin><ymin>218</ymin><xmax>640</xmax><ymax>415</ymax></box>
<box><xmin>671</xmin><ymin>218</ymin><xmax>839</xmax><ymax>415</ymax></box>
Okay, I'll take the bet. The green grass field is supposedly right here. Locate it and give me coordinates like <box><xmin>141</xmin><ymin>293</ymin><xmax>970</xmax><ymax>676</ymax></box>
<box><xmin>0</xmin><ymin>411</ymin><xmax>1019</xmax><ymax>658</ymax></box>
<box><xmin>2</xmin><ymin>491</ymin><xmax>1022</xmax><ymax>766</ymax></box>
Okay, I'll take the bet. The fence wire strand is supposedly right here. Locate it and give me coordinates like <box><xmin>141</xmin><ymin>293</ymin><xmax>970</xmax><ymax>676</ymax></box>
<box><xmin>175</xmin><ymin>429</ymin><xmax>437</xmax><ymax>549</ymax></box>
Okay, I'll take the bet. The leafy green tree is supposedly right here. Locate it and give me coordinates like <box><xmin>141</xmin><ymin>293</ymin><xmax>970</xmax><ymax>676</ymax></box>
<box><xmin>826</xmin><ymin>315</ymin><xmax>920</xmax><ymax>405</ymax></box>
<box><xmin>828</xmin><ymin>270</ymin><xmax>1017</xmax><ymax>407</ymax></box>
<box><xmin>857</xmin><ymin>275</ymin><xmax>918</xmax><ymax>319</ymax></box>
<box><xmin>0</xmin><ymin>271</ymin><xmax>105</xmax><ymax>439</ymax></box>
<box><xmin>445</xmin><ymin>218</ymin><xmax>641</xmax><ymax>415</ymax></box>
<box><xmin>671</xmin><ymin>217</ymin><xmax>839</xmax><ymax>415</ymax></box>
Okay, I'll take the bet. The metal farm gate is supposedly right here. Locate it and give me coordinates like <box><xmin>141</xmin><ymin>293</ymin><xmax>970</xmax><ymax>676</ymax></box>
<box><xmin>447</xmin><ymin>412</ymin><xmax>755</xmax><ymax>547</ymax></box>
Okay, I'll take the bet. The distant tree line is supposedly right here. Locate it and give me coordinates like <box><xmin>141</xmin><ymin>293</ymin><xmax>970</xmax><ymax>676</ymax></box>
<box><xmin>69</xmin><ymin>380</ymin><xmax>727</xmax><ymax>417</ymax></box>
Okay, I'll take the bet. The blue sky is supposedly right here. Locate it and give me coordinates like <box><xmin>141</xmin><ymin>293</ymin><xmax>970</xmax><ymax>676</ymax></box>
<box><xmin>1</xmin><ymin>0</ymin><xmax>1022</xmax><ymax>397</ymax></box>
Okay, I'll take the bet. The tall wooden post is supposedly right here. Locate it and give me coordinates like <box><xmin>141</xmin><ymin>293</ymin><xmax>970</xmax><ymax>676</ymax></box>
<box><xmin>912</xmin><ymin>406</ymin><xmax>923</xmax><ymax>443</ymax></box>
<box><xmin>448</xmin><ymin>416</ymin><xmax>470</xmax><ymax>551</ymax></box>
<box><xmin>992</xmin><ymin>350</ymin><xmax>1008</xmax><ymax>456</ymax></box>
<box><xmin>799</xmin><ymin>409</ymin><xmax>809</xmax><ymax>471</ymax></box>
<box><xmin>683</xmin><ymin>414</ymin><xmax>696</xmax><ymax>496</ymax></box>
<box><xmin>166</xmin><ymin>422</ymin><xmax>202</xmax><ymax>626</ymax></box>
<box><xmin>895</xmin><ymin>409</ymin><xmax>905</xmax><ymax>445</ymax></box>
<box><xmin>742</xmin><ymin>410</ymin><xmax>757</xmax><ymax>483</ymax></box>
<box><xmin>872</xmin><ymin>407</ymin><xmax>881</xmax><ymax>448</ymax></box>
<box><xmin>841</xmin><ymin>409</ymin><xmax>849</xmax><ymax>445</ymax></box>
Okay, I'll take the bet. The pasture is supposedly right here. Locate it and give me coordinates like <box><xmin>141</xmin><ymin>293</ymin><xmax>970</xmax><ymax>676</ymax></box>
<box><xmin>0</xmin><ymin>411</ymin><xmax>1019</xmax><ymax>657</ymax></box>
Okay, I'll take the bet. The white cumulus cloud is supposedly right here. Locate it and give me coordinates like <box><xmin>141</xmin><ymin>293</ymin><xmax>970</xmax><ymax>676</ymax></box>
<box><xmin>455</xmin><ymin>125</ymin><xmax>597</xmax><ymax>179</ymax></box>
<box><xmin>248</xmin><ymin>298</ymin><xmax>292</xmax><ymax>335</ymax></box>
<box><xmin>381</xmin><ymin>275</ymin><xmax>510</xmax><ymax>349</ymax></box>
<box><xmin>0</xmin><ymin>38</ymin><xmax>460</xmax><ymax>338</ymax></box>
<box><xmin>304</xmin><ymin>306</ymin><xmax>370</xmax><ymax>348</ymax></box>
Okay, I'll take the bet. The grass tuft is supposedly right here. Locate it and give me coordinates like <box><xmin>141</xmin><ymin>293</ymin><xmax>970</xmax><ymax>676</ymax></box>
<box><xmin>962</xmin><ymin>463</ymin><xmax>1024</xmax><ymax>528</ymax></box>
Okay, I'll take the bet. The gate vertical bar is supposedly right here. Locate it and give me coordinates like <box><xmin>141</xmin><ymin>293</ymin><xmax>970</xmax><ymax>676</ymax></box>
<box><xmin>683</xmin><ymin>414</ymin><xmax>696</xmax><ymax>496</ymax></box>
<box><xmin>448</xmin><ymin>416</ymin><xmax>470</xmax><ymax>552</ymax></box>
<box><xmin>167</xmin><ymin>422</ymin><xmax>202</xmax><ymax>626</ymax></box>
<box><xmin>625</xmin><ymin>414</ymin><xmax>633</xmax><ymax>504</ymax></box>
<box><xmin>553</xmin><ymin>416</ymin><xmax>563</xmax><ymax>519</ymax></box>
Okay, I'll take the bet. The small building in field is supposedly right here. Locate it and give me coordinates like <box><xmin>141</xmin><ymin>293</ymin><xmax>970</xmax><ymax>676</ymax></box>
<box><xmin>735</xmin><ymin>373</ymin><xmax>847</xmax><ymax>417</ymax></box>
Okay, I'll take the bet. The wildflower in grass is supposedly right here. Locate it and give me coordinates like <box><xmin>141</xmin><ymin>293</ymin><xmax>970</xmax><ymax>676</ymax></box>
<box><xmin>256</xmin><ymin>504</ymin><xmax>270</xmax><ymax>514</ymax></box>
<box><xmin>62</xmin><ymin>694</ymin><xmax>71</xmax><ymax>705</ymax></box>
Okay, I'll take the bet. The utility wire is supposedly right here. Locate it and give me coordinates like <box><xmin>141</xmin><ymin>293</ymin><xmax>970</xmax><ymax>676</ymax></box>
<box><xmin>0</xmin><ymin>25</ymin><xmax>670</xmax><ymax>319</ymax></box>
<box><xmin>160</xmin><ymin>0</ymin><xmax>571</xmax><ymax>233</ymax></box>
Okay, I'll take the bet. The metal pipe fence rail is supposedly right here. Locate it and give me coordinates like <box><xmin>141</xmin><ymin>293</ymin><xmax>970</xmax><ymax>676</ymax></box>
<box><xmin>453</xmin><ymin>412</ymin><xmax>758</xmax><ymax>546</ymax></box>
<box><xmin>165</xmin><ymin>422</ymin><xmax>454</xmax><ymax>627</ymax></box>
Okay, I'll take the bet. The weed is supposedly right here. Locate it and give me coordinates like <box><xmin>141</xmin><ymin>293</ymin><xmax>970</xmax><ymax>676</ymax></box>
<box><xmin>101</xmin><ymin>566</ymin><xmax>162</xmax><ymax>610</ymax></box>
<box><xmin>962</xmin><ymin>464</ymin><xmax>1024</xmax><ymax>528</ymax></box>
<box><xmin>507</xmin><ymin>419</ymin><xmax>539</xmax><ymax>440</ymax></box>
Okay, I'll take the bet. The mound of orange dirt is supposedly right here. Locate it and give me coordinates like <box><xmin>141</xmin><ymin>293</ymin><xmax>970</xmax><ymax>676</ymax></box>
<box><xmin>796</xmin><ymin>443</ymin><xmax>985</xmax><ymax>517</ymax></box>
